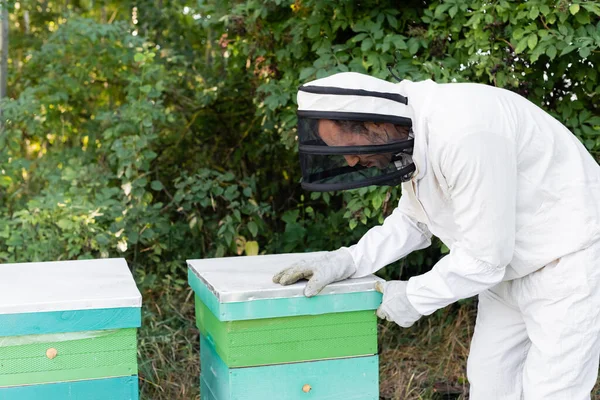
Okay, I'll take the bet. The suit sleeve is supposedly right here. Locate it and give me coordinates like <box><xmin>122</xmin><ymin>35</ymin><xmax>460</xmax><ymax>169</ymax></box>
<box><xmin>406</xmin><ymin>132</ymin><xmax>517</xmax><ymax>315</ymax></box>
<box><xmin>347</xmin><ymin>192</ymin><xmax>433</xmax><ymax>278</ymax></box>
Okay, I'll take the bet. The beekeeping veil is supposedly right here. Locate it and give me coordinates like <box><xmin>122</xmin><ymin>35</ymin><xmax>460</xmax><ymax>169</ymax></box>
<box><xmin>297</xmin><ymin>72</ymin><xmax>415</xmax><ymax>191</ymax></box>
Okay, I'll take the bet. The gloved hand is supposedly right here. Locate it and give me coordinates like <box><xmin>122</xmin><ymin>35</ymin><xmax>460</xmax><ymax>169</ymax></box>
<box><xmin>272</xmin><ymin>248</ymin><xmax>357</xmax><ymax>297</ymax></box>
<box><xmin>375</xmin><ymin>280</ymin><xmax>422</xmax><ymax>328</ymax></box>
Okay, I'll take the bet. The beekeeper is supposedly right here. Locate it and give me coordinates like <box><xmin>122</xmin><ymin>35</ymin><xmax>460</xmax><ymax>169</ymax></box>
<box><xmin>273</xmin><ymin>72</ymin><xmax>600</xmax><ymax>400</ymax></box>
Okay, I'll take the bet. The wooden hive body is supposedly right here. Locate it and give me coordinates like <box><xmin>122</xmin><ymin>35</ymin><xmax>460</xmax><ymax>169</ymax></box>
<box><xmin>0</xmin><ymin>258</ymin><xmax>141</xmax><ymax>399</ymax></box>
<box><xmin>188</xmin><ymin>252</ymin><xmax>383</xmax><ymax>400</ymax></box>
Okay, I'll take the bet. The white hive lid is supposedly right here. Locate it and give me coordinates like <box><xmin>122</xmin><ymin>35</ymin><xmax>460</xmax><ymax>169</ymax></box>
<box><xmin>0</xmin><ymin>258</ymin><xmax>142</xmax><ymax>315</ymax></box>
<box><xmin>187</xmin><ymin>252</ymin><xmax>383</xmax><ymax>303</ymax></box>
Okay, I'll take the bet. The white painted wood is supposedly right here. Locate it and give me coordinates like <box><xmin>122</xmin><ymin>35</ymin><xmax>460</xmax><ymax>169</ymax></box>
<box><xmin>187</xmin><ymin>252</ymin><xmax>382</xmax><ymax>302</ymax></box>
<box><xmin>0</xmin><ymin>258</ymin><xmax>141</xmax><ymax>315</ymax></box>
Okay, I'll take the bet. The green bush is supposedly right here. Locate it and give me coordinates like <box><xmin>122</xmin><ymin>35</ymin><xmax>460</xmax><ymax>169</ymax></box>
<box><xmin>2</xmin><ymin>0</ymin><xmax>598</xmax><ymax>277</ymax></box>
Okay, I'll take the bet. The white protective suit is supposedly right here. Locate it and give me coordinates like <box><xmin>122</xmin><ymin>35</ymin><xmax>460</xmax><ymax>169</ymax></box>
<box><xmin>301</xmin><ymin>73</ymin><xmax>600</xmax><ymax>399</ymax></box>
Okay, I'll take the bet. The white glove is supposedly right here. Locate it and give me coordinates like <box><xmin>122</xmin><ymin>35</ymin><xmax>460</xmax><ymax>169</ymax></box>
<box><xmin>375</xmin><ymin>280</ymin><xmax>422</xmax><ymax>328</ymax></box>
<box><xmin>272</xmin><ymin>248</ymin><xmax>357</xmax><ymax>297</ymax></box>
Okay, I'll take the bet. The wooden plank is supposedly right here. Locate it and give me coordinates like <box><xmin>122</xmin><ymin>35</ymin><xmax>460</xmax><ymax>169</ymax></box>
<box><xmin>0</xmin><ymin>329</ymin><xmax>137</xmax><ymax>387</ymax></box>
<box><xmin>0</xmin><ymin>376</ymin><xmax>139</xmax><ymax>399</ymax></box>
<box><xmin>196</xmin><ymin>297</ymin><xmax>377</xmax><ymax>367</ymax></box>
<box><xmin>200</xmin><ymin>335</ymin><xmax>379</xmax><ymax>400</ymax></box>
<box><xmin>0</xmin><ymin>307</ymin><xmax>141</xmax><ymax>337</ymax></box>
<box><xmin>188</xmin><ymin>268</ymin><xmax>382</xmax><ymax>322</ymax></box>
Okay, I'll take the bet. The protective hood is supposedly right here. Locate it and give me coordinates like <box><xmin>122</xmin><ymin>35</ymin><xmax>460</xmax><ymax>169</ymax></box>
<box><xmin>297</xmin><ymin>72</ymin><xmax>415</xmax><ymax>191</ymax></box>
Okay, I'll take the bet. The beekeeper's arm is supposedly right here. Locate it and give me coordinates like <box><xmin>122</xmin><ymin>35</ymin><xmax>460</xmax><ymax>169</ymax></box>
<box><xmin>273</xmin><ymin>194</ymin><xmax>433</xmax><ymax>296</ymax></box>
<box><xmin>405</xmin><ymin>132</ymin><xmax>517</xmax><ymax>316</ymax></box>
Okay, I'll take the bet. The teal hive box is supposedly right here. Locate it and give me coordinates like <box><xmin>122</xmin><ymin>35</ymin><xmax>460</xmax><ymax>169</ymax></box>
<box><xmin>188</xmin><ymin>252</ymin><xmax>384</xmax><ymax>399</ymax></box>
<box><xmin>0</xmin><ymin>258</ymin><xmax>142</xmax><ymax>400</ymax></box>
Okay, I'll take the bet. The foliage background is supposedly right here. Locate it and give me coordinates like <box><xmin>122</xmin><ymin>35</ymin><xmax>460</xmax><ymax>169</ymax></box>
<box><xmin>0</xmin><ymin>0</ymin><xmax>598</xmax><ymax>398</ymax></box>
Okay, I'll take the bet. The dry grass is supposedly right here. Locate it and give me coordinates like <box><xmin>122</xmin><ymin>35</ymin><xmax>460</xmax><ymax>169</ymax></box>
<box><xmin>378</xmin><ymin>303</ymin><xmax>474</xmax><ymax>400</ymax></box>
<box><xmin>137</xmin><ymin>285</ymin><xmax>600</xmax><ymax>400</ymax></box>
<box><xmin>138</xmin><ymin>284</ymin><xmax>201</xmax><ymax>400</ymax></box>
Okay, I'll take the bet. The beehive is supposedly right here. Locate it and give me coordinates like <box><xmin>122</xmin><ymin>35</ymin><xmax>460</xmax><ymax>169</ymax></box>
<box><xmin>188</xmin><ymin>252</ymin><xmax>383</xmax><ymax>400</ymax></box>
<box><xmin>0</xmin><ymin>258</ymin><xmax>142</xmax><ymax>399</ymax></box>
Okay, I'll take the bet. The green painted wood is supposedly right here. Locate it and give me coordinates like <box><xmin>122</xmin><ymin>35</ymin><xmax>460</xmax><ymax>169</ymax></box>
<box><xmin>196</xmin><ymin>297</ymin><xmax>377</xmax><ymax>368</ymax></box>
<box><xmin>0</xmin><ymin>376</ymin><xmax>139</xmax><ymax>400</ymax></box>
<box><xmin>0</xmin><ymin>307</ymin><xmax>141</xmax><ymax>337</ymax></box>
<box><xmin>200</xmin><ymin>334</ymin><xmax>379</xmax><ymax>400</ymax></box>
<box><xmin>0</xmin><ymin>329</ymin><xmax>137</xmax><ymax>387</ymax></box>
<box><xmin>188</xmin><ymin>268</ymin><xmax>382</xmax><ymax>322</ymax></box>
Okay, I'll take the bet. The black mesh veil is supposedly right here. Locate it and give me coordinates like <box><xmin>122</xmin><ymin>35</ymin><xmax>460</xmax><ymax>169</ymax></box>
<box><xmin>297</xmin><ymin>113</ymin><xmax>415</xmax><ymax>191</ymax></box>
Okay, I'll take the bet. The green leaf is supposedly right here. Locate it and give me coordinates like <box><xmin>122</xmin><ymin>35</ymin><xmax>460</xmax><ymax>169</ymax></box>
<box><xmin>515</xmin><ymin>37</ymin><xmax>529</xmax><ymax>54</ymax></box>
<box><xmin>575</xmin><ymin>10</ymin><xmax>590</xmax><ymax>24</ymax></box>
<box><xmin>140</xmin><ymin>85</ymin><xmax>152</xmax><ymax>93</ymax></box>
<box><xmin>57</xmin><ymin>219</ymin><xmax>73</xmax><ymax>230</ymax></box>
<box><xmin>528</xmin><ymin>7</ymin><xmax>539</xmax><ymax>19</ymax></box>
<box><xmin>129</xmin><ymin>231</ymin><xmax>139</xmax><ymax>244</ymax></box>
<box><xmin>560</xmin><ymin>44</ymin><xmax>578</xmax><ymax>56</ymax></box>
<box><xmin>352</xmin><ymin>33</ymin><xmax>368</xmax><ymax>42</ymax></box>
<box><xmin>245</xmin><ymin>241</ymin><xmax>259</xmax><ymax>256</ymax></box>
<box><xmin>188</xmin><ymin>216</ymin><xmax>198</xmax><ymax>230</ymax></box>
<box><xmin>349</xmin><ymin>219</ymin><xmax>358</xmax><ymax>230</ymax></box>
<box><xmin>0</xmin><ymin>176</ymin><xmax>11</xmax><ymax>188</ymax></box>
<box><xmin>299</xmin><ymin>67</ymin><xmax>316</xmax><ymax>81</ymax></box>
<box><xmin>578</xmin><ymin>47</ymin><xmax>591</xmax><ymax>58</ymax></box>
<box><xmin>579</xmin><ymin>110</ymin><xmax>592</xmax><ymax>124</ymax></box>
<box><xmin>248</xmin><ymin>221</ymin><xmax>258</xmax><ymax>237</ymax></box>
<box><xmin>569</xmin><ymin>4</ymin><xmax>580</xmax><ymax>15</ymax></box>
<box><xmin>434</xmin><ymin>3</ymin><xmax>452</xmax><ymax>19</ymax></box>
<box><xmin>408</xmin><ymin>38</ymin><xmax>420</xmax><ymax>55</ymax></box>
<box><xmin>582</xmin><ymin>3</ymin><xmax>600</xmax><ymax>16</ymax></box>
<box><xmin>558</xmin><ymin>25</ymin><xmax>569</xmax><ymax>36</ymax></box>
<box><xmin>512</xmin><ymin>28</ymin><xmax>525</xmax><ymax>40</ymax></box>
<box><xmin>546</xmin><ymin>45</ymin><xmax>557</xmax><ymax>60</ymax></box>
<box><xmin>134</xmin><ymin>53</ymin><xmax>145</xmax><ymax>63</ymax></box>
<box><xmin>588</xmin><ymin>116</ymin><xmax>600</xmax><ymax>126</ymax></box>
<box><xmin>530</xmin><ymin>44</ymin><xmax>546</xmax><ymax>62</ymax></box>
<box><xmin>372</xmin><ymin>194</ymin><xmax>383</xmax><ymax>209</ymax></box>
<box><xmin>527</xmin><ymin>33</ymin><xmax>538</xmax><ymax>50</ymax></box>
<box><xmin>449</xmin><ymin>5</ymin><xmax>459</xmax><ymax>18</ymax></box>
<box><xmin>282</xmin><ymin>210</ymin><xmax>300</xmax><ymax>224</ymax></box>
<box><xmin>386</xmin><ymin>14</ymin><xmax>399</xmax><ymax>29</ymax></box>
<box><xmin>392</xmin><ymin>35</ymin><xmax>407</xmax><ymax>50</ymax></box>
<box><xmin>151</xmin><ymin>180</ymin><xmax>164</xmax><ymax>191</ymax></box>
<box><xmin>361</xmin><ymin>38</ymin><xmax>374</xmax><ymax>52</ymax></box>
<box><xmin>307</xmin><ymin>24</ymin><xmax>320</xmax><ymax>39</ymax></box>
<box><xmin>95</xmin><ymin>234</ymin><xmax>110</xmax><ymax>246</ymax></box>
<box><xmin>363</xmin><ymin>207</ymin><xmax>372</xmax><ymax>218</ymax></box>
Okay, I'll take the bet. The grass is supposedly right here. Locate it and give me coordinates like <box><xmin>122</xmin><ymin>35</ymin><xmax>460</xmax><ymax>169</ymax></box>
<box><xmin>137</xmin><ymin>278</ymin><xmax>600</xmax><ymax>400</ymax></box>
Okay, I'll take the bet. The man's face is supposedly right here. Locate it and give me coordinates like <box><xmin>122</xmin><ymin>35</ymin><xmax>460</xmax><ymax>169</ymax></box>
<box><xmin>317</xmin><ymin>120</ymin><xmax>408</xmax><ymax>169</ymax></box>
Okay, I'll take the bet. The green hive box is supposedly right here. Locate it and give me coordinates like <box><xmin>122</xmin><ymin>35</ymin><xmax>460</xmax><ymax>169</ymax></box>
<box><xmin>0</xmin><ymin>258</ymin><xmax>142</xmax><ymax>400</ymax></box>
<box><xmin>188</xmin><ymin>252</ymin><xmax>383</xmax><ymax>400</ymax></box>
